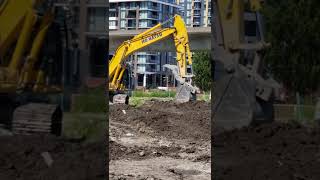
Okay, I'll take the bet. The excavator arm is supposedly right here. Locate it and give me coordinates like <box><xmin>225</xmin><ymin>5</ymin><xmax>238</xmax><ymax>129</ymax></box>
<box><xmin>0</xmin><ymin>0</ymin><xmax>60</xmax><ymax>93</ymax></box>
<box><xmin>0</xmin><ymin>0</ymin><xmax>64</xmax><ymax>135</ymax></box>
<box><xmin>109</xmin><ymin>15</ymin><xmax>196</xmax><ymax>103</ymax></box>
<box><xmin>212</xmin><ymin>0</ymin><xmax>280</xmax><ymax>131</ymax></box>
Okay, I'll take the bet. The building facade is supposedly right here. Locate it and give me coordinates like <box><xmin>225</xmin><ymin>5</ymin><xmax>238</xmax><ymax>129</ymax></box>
<box><xmin>178</xmin><ymin>0</ymin><xmax>211</xmax><ymax>27</ymax></box>
<box><xmin>109</xmin><ymin>0</ymin><xmax>180</xmax><ymax>89</ymax></box>
<box><xmin>54</xmin><ymin>0</ymin><xmax>110</xmax><ymax>87</ymax></box>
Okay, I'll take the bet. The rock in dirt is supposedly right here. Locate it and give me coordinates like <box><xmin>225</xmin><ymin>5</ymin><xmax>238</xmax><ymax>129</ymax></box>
<box><xmin>41</xmin><ymin>152</ymin><xmax>53</xmax><ymax>167</ymax></box>
<box><xmin>139</xmin><ymin>151</ymin><xmax>145</xmax><ymax>157</ymax></box>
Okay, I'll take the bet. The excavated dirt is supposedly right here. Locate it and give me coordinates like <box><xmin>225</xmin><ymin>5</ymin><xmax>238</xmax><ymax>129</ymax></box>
<box><xmin>109</xmin><ymin>100</ymin><xmax>211</xmax><ymax>179</ymax></box>
<box><xmin>214</xmin><ymin>122</ymin><xmax>320</xmax><ymax>180</ymax></box>
<box><xmin>0</xmin><ymin>135</ymin><xmax>106</xmax><ymax>180</ymax></box>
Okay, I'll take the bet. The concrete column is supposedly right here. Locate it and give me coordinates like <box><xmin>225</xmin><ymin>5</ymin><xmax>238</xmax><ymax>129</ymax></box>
<box><xmin>204</xmin><ymin>0</ymin><xmax>209</xmax><ymax>27</ymax></box>
<box><xmin>118</xmin><ymin>7</ymin><xmax>121</xmax><ymax>30</ymax></box>
<box><xmin>200</xmin><ymin>0</ymin><xmax>205</xmax><ymax>27</ymax></box>
<box><xmin>79</xmin><ymin>0</ymin><xmax>87</xmax><ymax>50</ymax></box>
<box><xmin>136</xmin><ymin>8</ymin><xmax>139</xmax><ymax>30</ymax></box>
<box><xmin>153</xmin><ymin>74</ymin><xmax>156</xmax><ymax>87</ymax></box>
<box><xmin>191</xmin><ymin>0</ymin><xmax>194</xmax><ymax>27</ymax></box>
<box><xmin>133</xmin><ymin>54</ymin><xmax>138</xmax><ymax>89</ymax></box>
<box><xmin>78</xmin><ymin>0</ymin><xmax>89</xmax><ymax>85</ymax></box>
<box><xmin>143</xmin><ymin>73</ymin><xmax>147</xmax><ymax>88</ymax></box>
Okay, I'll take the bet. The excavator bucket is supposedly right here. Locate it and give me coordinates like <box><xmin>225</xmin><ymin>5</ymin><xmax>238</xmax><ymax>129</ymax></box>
<box><xmin>212</xmin><ymin>62</ymin><xmax>256</xmax><ymax>132</ymax></box>
<box><xmin>163</xmin><ymin>64</ymin><xmax>197</xmax><ymax>103</ymax></box>
<box><xmin>175</xmin><ymin>83</ymin><xmax>196</xmax><ymax>103</ymax></box>
<box><xmin>213</xmin><ymin>62</ymin><xmax>276</xmax><ymax>132</ymax></box>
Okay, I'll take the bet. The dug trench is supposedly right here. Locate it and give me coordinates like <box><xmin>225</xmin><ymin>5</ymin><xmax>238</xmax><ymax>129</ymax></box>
<box><xmin>109</xmin><ymin>100</ymin><xmax>211</xmax><ymax>180</ymax></box>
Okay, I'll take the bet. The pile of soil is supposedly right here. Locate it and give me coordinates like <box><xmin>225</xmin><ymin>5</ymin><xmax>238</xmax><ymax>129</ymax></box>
<box><xmin>110</xmin><ymin>100</ymin><xmax>211</xmax><ymax>143</ymax></box>
<box><xmin>109</xmin><ymin>140</ymin><xmax>183</xmax><ymax>161</ymax></box>
<box><xmin>109</xmin><ymin>100</ymin><xmax>211</xmax><ymax>179</ymax></box>
<box><xmin>214</xmin><ymin>122</ymin><xmax>320</xmax><ymax>180</ymax></box>
<box><xmin>0</xmin><ymin>135</ymin><xmax>106</xmax><ymax>180</ymax></box>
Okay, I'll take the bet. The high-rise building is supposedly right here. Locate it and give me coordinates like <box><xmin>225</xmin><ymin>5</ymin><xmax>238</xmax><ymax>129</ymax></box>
<box><xmin>54</xmin><ymin>0</ymin><xmax>109</xmax><ymax>86</ymax></box>
<box><xmin>109</xmin><ymin>0</ymin><xmax>181</xmax><ymax>89</ymax></box>
<box><xmin>178</xmin><ymin>0</ymin><xmax>211</xmax><ymax>27</ymax></box>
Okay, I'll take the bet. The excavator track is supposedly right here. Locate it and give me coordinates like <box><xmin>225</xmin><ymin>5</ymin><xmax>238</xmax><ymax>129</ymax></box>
<box><xmin>11</xmin><ymin>103</ymin><xmax>62</xmax><ymax>135</ymax></box>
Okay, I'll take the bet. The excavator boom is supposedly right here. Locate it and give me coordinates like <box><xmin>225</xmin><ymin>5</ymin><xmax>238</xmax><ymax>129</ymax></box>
<box><xmin>109</xmin><ymin>15</ymin><xmax>197</xmax><ymax>103</ymax></box>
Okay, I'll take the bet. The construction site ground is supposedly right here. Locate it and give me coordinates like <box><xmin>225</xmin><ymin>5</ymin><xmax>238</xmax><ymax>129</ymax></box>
<box><xmin>109</xmin><ymin>100</ymin><xmax>211</xmax><ymax>180</ymax></box>
<box><xmin>1</xmin><ymin>99</ymin><xmax>320</xmax><ymax>180</ymax></box>
<box><xmin>0</xmin><ymin>112</ymin><xmax>107</xmax><ymax>180</ymax></box>
<box><xmin>213</xmin><ymin>122</ymin><xmax>320</xmax><ymax>180</ymax></box>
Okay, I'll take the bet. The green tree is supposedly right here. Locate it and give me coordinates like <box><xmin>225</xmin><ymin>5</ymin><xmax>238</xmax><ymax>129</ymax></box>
<box><xmin>192</xmin><ymin>51</ymin><xmax>211</xmax><ymax>91</ymax></box>
<box><xmin>262</xmin><ymin>0</ymin><xmax>320</xmax><ymax>94</ymax></box>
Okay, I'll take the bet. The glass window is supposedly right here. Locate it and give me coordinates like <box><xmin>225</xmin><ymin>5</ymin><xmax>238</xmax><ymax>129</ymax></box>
<box><xmin>139</xmin><ymin>20</ymin><xmax>148</xmax><ymax>28</ymax></box>
<box><xmin>139</xmin><ymin>11</ymin><xmax>147</xmax><ymax>18</ymax></box>
<box><xmin>120</xmin><ymin>20</ymin><xmax>126</xmax><ymax>28</ymax></box>
<box><xmin>120</xmin><ymin>3</ymin><xmax>126</xmax><ymax>10</ymax></box>
<box><xmin>129</xmin><ymin>2</ymin><xmax>136</xmax><ymax>8</ymax></box>
<box><xmin>187</xmin><ymin>3</ymin><xmax>191</xmax><ymax>9</ymax></box>
<box><xmin>137</xmin><ymin>65</ymin><xmax>146</xmax><ymax>72</ymax></box>
<box><xmin>186</xmin><ymin>18</ymin><xmax>191</xmax><ymax>25</ymax></box>
<box><xmin>186</xmin><ymin>10</ymin><xmax>191</xmax><ymax>16</ymax></box>
<box><xmin>120</xmin><ymin>11</ymin><xmax>126</xmax><ymax>18</ymax></box>
<box><xmin>109</xmin><ymin>21</ymin><xmax>117</xmax><ymax>26</ymax></box>
<box><xmin>141</xmin><ymin>2</ymin><xmax>147</xmax><ymax>9</ymax></box>
<box><xmin>137</xmin><ymin>55</ymin><xmax>147</xmax><ymax>63</ymax></box>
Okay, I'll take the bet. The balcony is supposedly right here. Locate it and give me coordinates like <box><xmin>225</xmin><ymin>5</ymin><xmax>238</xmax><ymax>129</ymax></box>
<box><xmin>193</xmin><ymin>21</ymin><xmax>200</xmax><ymax>25</ymax></box>
<box><xmin>193</xmin><ymin>12</ymin><xmax>201</xmax><ymax>16</ymax></box>
<box><xmin>87</xmin><ymin>0</ymin><xmax>107</xmax><ymax>5</ymax></box>
<box><xmin>109</xmin><ymin>25</ymin><xmax>118</xmax><ymax>30</ymax></box>
<box><xmin>109</xmin><ymin>17</ymin><xmax>118</xmax><ymax>21</ymax></box>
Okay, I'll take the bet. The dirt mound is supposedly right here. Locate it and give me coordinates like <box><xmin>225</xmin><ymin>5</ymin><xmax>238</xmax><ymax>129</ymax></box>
<box><xmin>109</xmin><ymin>100</ymin><xmax>211</xmax><ymax>179</ymax></box>
<box><xmin>109</xmin><ymin>140</ymin><xmax>183</xmax><ymax>161</ymax></box>
<box><xmin>0</xmin><ymin>135</ymin><xmax>106</xmax><ymax>180</ymax></box>
<box><xmin>214</xmin><ymin>122</ymin><xmax>320</xmax><ymax>180</ymax></box>
<box><xmin>110</xmin><ymin>101</ymin><xmax>211</xmax><ymax>143</ymax></box>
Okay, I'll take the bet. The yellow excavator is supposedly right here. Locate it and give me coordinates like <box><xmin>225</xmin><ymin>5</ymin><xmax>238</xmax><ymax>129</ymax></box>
<box><xmin>0</xmin><ymin>0</ymin><xmax>64</xmax><ymax>135</ymax></box>
<box><xmin>109</xmin><ymin>15</ymin><xmax>198</xmax><ymax>104</ymax></box>
<box><xmin>212</xmin><ymin>0</ymin><xmax>280</xmax><ymax>131</ymax></box>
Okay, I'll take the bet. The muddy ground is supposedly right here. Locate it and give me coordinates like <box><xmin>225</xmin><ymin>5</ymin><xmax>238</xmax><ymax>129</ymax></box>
<box><xmin>214</xmin><ymin>122</ymin><xmax>320</xmax><ymax>180</ymax></box>
<box><xmin>109</xmin><ymin>100</ymin><xmax>211</xmax><ymax>180</ymax></box>
<box><xmin>0</xmin><ymin>135</ymin><xmax>106</xmax><ymax>180</ymax></box>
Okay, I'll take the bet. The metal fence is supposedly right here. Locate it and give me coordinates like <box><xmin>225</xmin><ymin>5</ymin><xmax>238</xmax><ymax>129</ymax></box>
<box><xmin>274</xmin><ymin>104</ymin><xmax>315</xmax><ymax>123</ymax></box>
